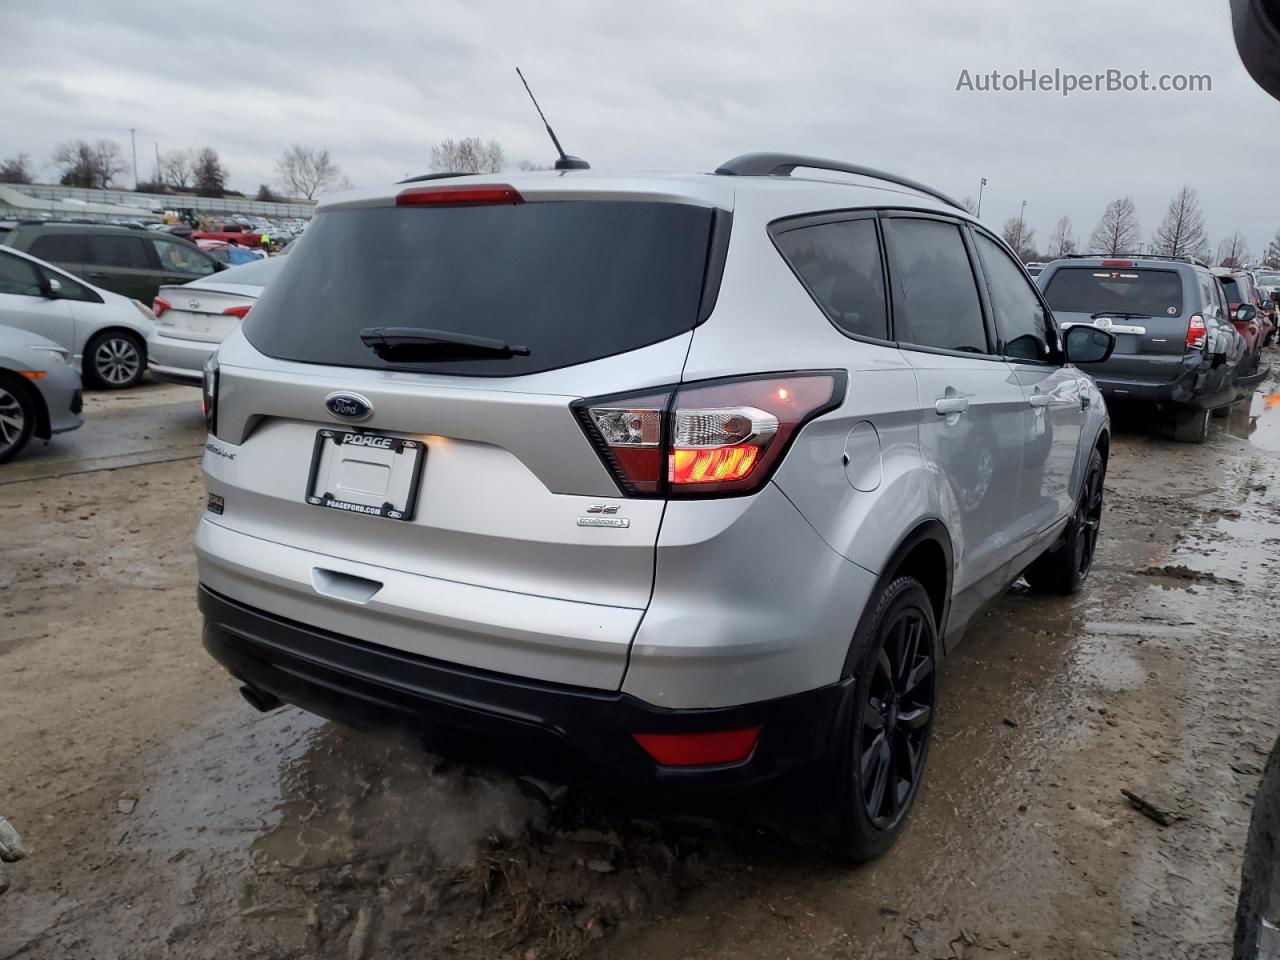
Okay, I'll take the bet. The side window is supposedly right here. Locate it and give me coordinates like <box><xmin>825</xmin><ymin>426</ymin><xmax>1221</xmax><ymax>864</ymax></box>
<box><xmin>1198</xmin><ymin>272</ymin><xmax>1219</xmax><ymax>318</ymax></box>
<box><xmin>29</xmin><ymin>233</ymin><xmax>87</xmax><ymax>264</ymax></box>
<box><xmin>0</xmin><ymin>252</ymin><xmax>43</xmax><ymax>296</ymax></box>
<box><xmin>773</xmin><ymin>218</ymin><xmax>888</xmax><ymax>340</ymax></box>
<box><xmin>86</xmin><ymin>235</ymin><xmax>151</xmax><ymax>269</ymax></box>
<box><xmin>151</xmin><ymin>238</ymin><xmax>216</xmax><ymax>276</ymax></box>
<box><xmin>972</xmin><ymin>232</ymin><xmax>1056</xmax><ymax>363</ymax></box>
<box><xmin>883</xmin><ymin>218</ymin><xmax>988</xmax><ymax>353</ymax></box>
<box><xmin>41</xmin><ymin>267</ymin><xmax>99</xmax><ymax>303</ymax></box>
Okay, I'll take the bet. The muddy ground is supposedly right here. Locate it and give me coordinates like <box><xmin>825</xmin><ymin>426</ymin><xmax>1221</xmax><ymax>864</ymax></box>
<box><xmin>2</xmin><ymin>363</ymin><xmax>1280</xmax><ymax>959</ymax></box>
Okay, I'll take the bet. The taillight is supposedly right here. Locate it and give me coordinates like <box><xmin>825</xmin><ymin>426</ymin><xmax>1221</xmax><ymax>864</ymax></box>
<box><xmin>396</xmin><ymin>184</ymin><xmax>524</xmax><ymax>207</ymax></box>
<box><xmin>153</xmin><ymin>296</ymin><xmax>171</xmax><ymax>319</ymax></box>
<box><xmin>632</xmin><ymin>727</ymin><xmax>762</xmax><ymax>767</ymax></box>
<box><xmin>1101</xmin><ymin>259</ymin><xmax>1134</xmax><ymax>268</ymax></box>
<box><xmin>1185</xmin><ymin>313</ymin><xmax>1207</xmax><ymax>351</ymax></box>
<box><xmin>574</xmin><ymin>372</ymin><xmax>845</xmax><ymax>498</ymax></box>
<box><xmin>222</xmin><ymin>305</ymin><xmax>252</xmax><ymax>318</ymax></box>
<box><xmin>201</xmin><ymin>356</ymin><xmax>218</xmax><ymax>435</ymax></box>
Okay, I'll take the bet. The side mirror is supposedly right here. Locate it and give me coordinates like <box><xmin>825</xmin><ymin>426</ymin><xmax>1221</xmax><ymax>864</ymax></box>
<box><xmin>1064</xmin><ymin>324</ymin><xmax>1116</xmax><ymax>364</ymax></box>
<box><xmin>1237</xmin><ymin>303</ymin><xmax>1258</xmax><ymax>323</ymax></box>
<box><xmin>44</xmin><ymin>277</ymin><xmax>63</xmax><ymax>299</ymax></box>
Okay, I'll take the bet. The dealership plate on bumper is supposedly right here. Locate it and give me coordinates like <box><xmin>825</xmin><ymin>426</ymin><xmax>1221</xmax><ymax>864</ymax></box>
<box><xmin>305</xmin><ymin>429</ymin><xmax>425</xmax><ymax>521</ymax></box>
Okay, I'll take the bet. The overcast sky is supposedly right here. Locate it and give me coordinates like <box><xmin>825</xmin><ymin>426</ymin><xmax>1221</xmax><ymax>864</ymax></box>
<box><xmin>4</xmin><ymin>0</ymin><xmax>1278</xmax><ymax>256</ymax></box>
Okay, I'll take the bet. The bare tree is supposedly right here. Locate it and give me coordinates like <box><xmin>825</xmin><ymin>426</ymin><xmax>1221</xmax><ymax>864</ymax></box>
<box><xmin>51</xmin><ymin>139</ymin><xmax>127</xmax><ymax>189</ymax></box>
<box><xmin>1001</xmin><ymin>216</ymin><xmax>1037</xmax><ymax>261</ymax></box>
<box><xmin>0</xmin><ymin>154</ymin><xmax>34</xmax><ymax>184</ymax></box>
<box><xmin>1217</xmin><ymin>231</ymin><xmax>1251</xmax><ymax>268</ymax></box>
<box><xmin>191</xmin><ymin>147</ymin><xmax>228</xmax><ymax>197</ymax></box>
<box><xmin>961</xmin><ymin>195</ymin><xmax>979</xmax><ymax>216</ymax></box>
<box><xmin>275</xmin><ymin>145</ymin><xmax>345</xmax><ymax>200</ymax></box>
<box><xmin>1150</xmin><ymin>186</ymin><xmax>1210</xmax><ymax>261</ymax></box>
<box><xmin>1089</xmin><ymin>197</ymin><xmax>1141</xmax><ymax>256</ymax></box>
<box><xmin>160</xmin><ymin>149</ymin><xmax>197</xmax><ymax>190</ymax></box>
<box><xmin>430</xmin><ymin>138</ymin><xmax>504</xmax><ymax>174</ymax></box>
<box><xmin>1265</xmin><ymin>228</ymin><xmax>1280</xmax><ymax>268</ymax></box>
<box><xmin>1046</xmin><ymin>216</ymin><xmax>1077</xmax><ymax>259</ymax></box>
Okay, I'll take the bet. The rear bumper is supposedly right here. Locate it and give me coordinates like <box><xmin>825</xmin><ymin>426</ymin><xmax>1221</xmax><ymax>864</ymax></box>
<box><xmin>1093</xmin><ymin>365</ymin><xmax>1229</xmax><ymax>409</ymax></box>
<box><xmin>147</xmin><ymin>333</ymin><xmax>215</xmax><ymax>385</ymax></box>
<box><xmin>199</xmin><ymin>585</ymin><xmax>845</xmax><ymax>788</ymax></box>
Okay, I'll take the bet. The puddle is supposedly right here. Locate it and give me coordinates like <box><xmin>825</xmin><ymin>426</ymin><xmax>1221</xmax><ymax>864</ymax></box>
<box><xmin>1229</xmin><ymin>389</ymin><xmax>1280</xmax><ymax>452</ymax></box>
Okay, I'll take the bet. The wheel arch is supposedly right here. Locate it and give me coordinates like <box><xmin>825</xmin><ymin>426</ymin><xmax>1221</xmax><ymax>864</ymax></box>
<box><xmin>0</xmin><ymin>368</ymin><xmax>51</xmax><ymax>440</ymax></box>
<box><xmin>841</xmin><ymin>519</ymin><xmax>954</xmax><ymax>677</ymax></box>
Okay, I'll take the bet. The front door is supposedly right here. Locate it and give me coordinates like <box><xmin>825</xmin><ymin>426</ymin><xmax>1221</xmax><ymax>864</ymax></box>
<box><xmin>882</xmin><ymin>215</ymin><xmax>1025</xmax><ymax>594</ymax></box>
<box><xmin>969</xmin><ymin>229</ymin><xmax>1083</xmax><ymax>544</ymax></box>
<box><xmin>0</xmin><ymin>250</ymin><xmax>76</xmax><ymax>353</ymax></box>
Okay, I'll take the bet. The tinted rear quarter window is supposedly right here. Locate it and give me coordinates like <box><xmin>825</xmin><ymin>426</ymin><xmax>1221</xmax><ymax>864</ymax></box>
<box><xmin>883</xmin><ymin>218</ymin><xmax>988</xmax><ymax>353</ymax></box>
<box><xmin>772</xmin><ymin>217</ymin><xmax>888</xmax><ymax>340</ymax></box>
<box><xmin>86</xmin><ymin>234</ymin><xmax>151</xmax><ymax>269</ymax></box>
<box><xmin>1043</xmin><ymin>267</ymin><xmax>1184</xmax><ymax>317</ymax></box>
<box><xmin>29</xmin><ymin>233</ymin><xmax>87</xmax><ymax>263</ymax></box>
<box><xmin>244</xmin><ymin>201</ymin><xmax>718</xmax><ymax>377</ymax></box>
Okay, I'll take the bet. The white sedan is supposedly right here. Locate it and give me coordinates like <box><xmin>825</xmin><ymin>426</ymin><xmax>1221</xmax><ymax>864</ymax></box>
<box><xmin>148</xmin><ymin>255</ymin><xmax>286</xmax><ymax>385</ymax></box>
<box><xmin>0</xmin><ymin>245</ymin><xmax>157</xmax><ymax>389</ymax></box>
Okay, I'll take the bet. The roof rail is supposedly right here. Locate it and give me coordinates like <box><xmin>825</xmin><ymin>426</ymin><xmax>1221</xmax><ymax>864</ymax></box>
<box><xmin>396</xmin><ymin>171</ymin><xmax>468</xmax><ymax>185</ymax></box>
<box><xmin>714</xmin><ymin>152</ymin><xmax>966</xmax><ymax>213</ymax></box>
<box><xmin>1061</xmin><ymin>253</ymin><xmax>1210</xmax><ymax>267</ymax></box>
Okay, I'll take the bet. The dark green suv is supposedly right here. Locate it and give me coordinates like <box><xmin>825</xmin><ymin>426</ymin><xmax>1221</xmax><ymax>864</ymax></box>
<box><xmin>2</xmin><ymin>222</ymin><xmax>225</xmax><ymax>306</ymax></box>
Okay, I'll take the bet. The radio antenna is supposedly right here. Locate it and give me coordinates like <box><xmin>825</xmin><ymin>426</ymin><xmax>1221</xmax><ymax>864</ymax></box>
<box><xmin>516</xmin><ymin>67</ymin><xmax>590</xmax><ymax>171</ymax></box>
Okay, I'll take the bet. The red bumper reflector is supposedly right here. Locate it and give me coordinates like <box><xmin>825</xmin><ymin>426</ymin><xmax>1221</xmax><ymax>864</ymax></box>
<box><xmin>632</xmin><ymin>726</ymin><xmax>762</xmax><ymax>767</ymax></box>
<box><xmin>396</xmin><ymin>184</ymin><xmax>524</xmax><ymax>207</ymax></box>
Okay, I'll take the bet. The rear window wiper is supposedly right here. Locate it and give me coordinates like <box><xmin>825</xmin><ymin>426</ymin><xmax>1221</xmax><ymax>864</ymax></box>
<box><xmin>359</xmin><ymin>327</ymin><xmax>531</xmax><ymax>361</ymax></box>
<box><xmin>1090</xmin><ymin>311</ymin><xmax>1152</xmax><ymax>320</ymax></box>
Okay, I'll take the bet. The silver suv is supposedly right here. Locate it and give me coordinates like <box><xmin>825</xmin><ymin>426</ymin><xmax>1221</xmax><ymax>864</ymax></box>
<box><xmin>195</xmin><ymin>154</ymin><xmax>1116</xmax><ymax>860</ymax></box>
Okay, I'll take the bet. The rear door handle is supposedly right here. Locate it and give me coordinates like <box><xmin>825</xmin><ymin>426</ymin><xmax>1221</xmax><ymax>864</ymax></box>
<box><xmin>934</xmin><ymin>397</ymin><xmax>969</xmax><ymax>416</ymax></box>
<box><xmin>1029</xmin><ymin>394</ymin><xmax>1051</xmax><ymax>408</ymax></box>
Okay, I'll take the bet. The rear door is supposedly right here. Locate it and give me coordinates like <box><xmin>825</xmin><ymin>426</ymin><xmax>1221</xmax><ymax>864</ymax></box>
<box><xmin>82</xmin><ymin>233</ymin><xmax>156</xmax><ymax>302</ymax></box>
<box><xmin>970</xmin><ymin>229</ymin><xmax>1082</xmax><ymax>540</ymax></box>
<box><xmin>26</xmin><ymin>232</ymin><xmax>88</xmax><ymax>281</ymax></box>
<box><xmin>882</xmin><ymin>214</ymin><xmax>1025</xmax><ymax>593</ymax></box>
<box><xmin>1040</xmin><ymin>264</ymin><xmax>1190</xmax><ymax>382</ymax></box>
<box><xmin>203</xmin><ymin>195</ymin><xmax>724</xmax><ymax>688</ymax></box>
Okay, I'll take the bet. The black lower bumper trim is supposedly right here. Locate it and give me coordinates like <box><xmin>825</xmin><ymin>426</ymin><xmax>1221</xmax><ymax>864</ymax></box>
<box><xmin>198</xmin><ymin>586</ymin><xmax>845</xmax><ymax>788</ymax></box>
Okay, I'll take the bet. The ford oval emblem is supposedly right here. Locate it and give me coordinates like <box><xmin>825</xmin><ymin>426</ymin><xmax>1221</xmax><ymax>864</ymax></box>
<box><xmin>324</xmin><ymin>392</ymin><xmax>373</xmax><ymax>422</ymax></box>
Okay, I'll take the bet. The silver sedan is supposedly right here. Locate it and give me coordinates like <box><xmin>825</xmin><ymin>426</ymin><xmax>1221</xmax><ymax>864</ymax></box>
<box><xmin>0</xmin><ymin>324</ymin><xmax>83</xmax><ymax>463</ymax></box>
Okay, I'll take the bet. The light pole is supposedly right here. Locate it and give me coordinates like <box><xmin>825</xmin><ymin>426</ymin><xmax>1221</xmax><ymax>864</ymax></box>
<box><xmin>977</xmin><ymin>177</ymin><xmax>987</xmax><ymax>217</ymax></box>
<box><xmin>1016</xmin><ymin>199</ymin><xmax>1027</xmax><ymax>256</ymax></box>
<box><xmin>129</xmin><ymin>128</ymin><xmax>138</xmax><ymax>189</ymax></box>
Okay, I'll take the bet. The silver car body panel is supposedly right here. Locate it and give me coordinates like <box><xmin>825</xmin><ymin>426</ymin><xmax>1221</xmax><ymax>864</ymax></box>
<box><xmin>197</xmin><ymin>171</ymin><xmax>1111</xmax><ymax>711</ymax></box>
<box><xmin>0</xmin><ymin>325</ymin><xmax>83</xmax><ymax>437</ymax></box>
<box><xmin>148</xmin><ymin>258</ymin><xmax>287</xmax><ymax>383</ymax></box>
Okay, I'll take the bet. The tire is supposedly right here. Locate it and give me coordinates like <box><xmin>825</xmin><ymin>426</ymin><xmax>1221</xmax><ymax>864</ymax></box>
<box><xmin>1233</xmin><ymin>737</ymin><xmax>1280</xmax><ymax>959</ymax></box>
<box><xmin>827</xmin><ymin>576</ymin><xmax>938</xmax><ymax>862</ymax></box>
<box><xmin>1172</xmin><ymin>405</ymin><xmax>1210</xmax><ymax>444</ymax></box>
<box><xmin>1214</xmin><ymin>402</ymin><xmax>1234</xmax><ymax>419</ymax></box>
<box><xmin>1024</xmin><ymin>446</ymin><xmax>1105</xmax><ymax>595</ymax></box>
<box><xmin>85</xmin><ymin>330</ymin><xmax>145</xmax><ymax>390</ymax></box>
<box><xmin>0</xmin><ymin>376</ymin><xmax>36</xmax><ymax>464</ymax></box>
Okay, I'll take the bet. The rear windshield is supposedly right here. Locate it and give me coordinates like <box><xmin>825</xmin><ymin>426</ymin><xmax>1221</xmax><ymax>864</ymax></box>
<box><xmin>212</xmin><ymin>255</ymin><xmax>285</xmax><ymax>287</ymax></box>
<box><xmin>242</xmin><ymin>200</ymin><xmax>718</xmax><ymax>377</ymax></box>
<box><xmin>1042</xmin><ymin>267</ymin><xmax>1184</xmax><ymax>318</ymax></box>
<box><xmin>1219</xmin><ymin>277</ymin><xmax>1246</xmax><ymax>303</ymax></box>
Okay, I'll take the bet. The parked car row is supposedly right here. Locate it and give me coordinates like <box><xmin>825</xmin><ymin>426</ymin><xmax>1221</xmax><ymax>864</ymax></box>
<box><xmin>1036</xmin><ymin>255</ymin><xmax>1273</xmax><ymax>443</ymax></box>
<box><xmin>0</xmin><ymin>229</ymin><xmax>286</xmax><ymax>461</ymax></box>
